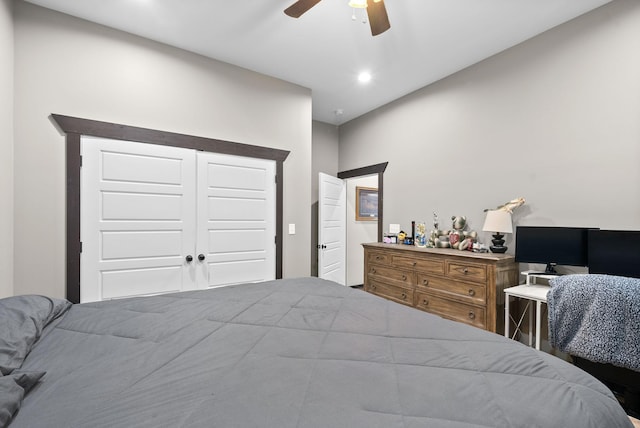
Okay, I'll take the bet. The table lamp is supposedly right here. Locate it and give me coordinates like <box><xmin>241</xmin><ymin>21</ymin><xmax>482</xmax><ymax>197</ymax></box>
<box><xmin>482</xmin><ymin>210</ymin><xmax>513</xmax><ymax>253</ymax></box>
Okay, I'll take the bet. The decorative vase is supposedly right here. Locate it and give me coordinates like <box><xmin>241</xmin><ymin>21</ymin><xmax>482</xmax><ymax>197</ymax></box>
<box><xmin>415</xmin><ymin>222</ymin><xmax>427</xmax><ymax>247</ymax></box>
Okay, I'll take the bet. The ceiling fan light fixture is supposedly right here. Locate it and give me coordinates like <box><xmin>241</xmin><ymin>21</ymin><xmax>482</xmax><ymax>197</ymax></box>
<box><xmin>284</xmin><ymin>0</ymin><xmax>390</xmax><ymax>37</ymax></box>
<box><xmin>348</xmin><ymin>0</ymin><xmax>367</xmax><ymax>9</ymax></box>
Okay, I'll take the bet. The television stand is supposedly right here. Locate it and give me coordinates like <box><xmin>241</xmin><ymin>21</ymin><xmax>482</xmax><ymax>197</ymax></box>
<box><xmin>503</xmin><ymin>271</ymin><xmax>560</xmax><ymax>350</ymax></box>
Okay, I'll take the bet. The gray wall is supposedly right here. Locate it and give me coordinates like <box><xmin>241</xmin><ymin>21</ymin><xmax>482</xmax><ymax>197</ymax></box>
<box><xmin>0</xmin><ymin>0</ymin><xmax>13</xmax><ymax>298</ymax></box>
<box><xmin>13</xmin><ymin>2</ymin><xmax>312</xmax><ymax>298</ymax></box>
<box><xmin>339</xmin><ymin>0</ymin><xmax>640</xmax><ymax>266</ymax></box>
<box><xmin>346</xmin><ymin>175</ymin><xmax>378</xmax><ymax>286</ymax></box>
<box><xmin>311</xmin><ymin>120</ymin><xmax>339</xmax><ymax>276</ymax></box>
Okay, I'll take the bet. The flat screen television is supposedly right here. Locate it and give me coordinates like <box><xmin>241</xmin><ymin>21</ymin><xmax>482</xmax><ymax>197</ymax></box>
<box><xmin>588</xmin><ymin>229</ymin><xmax>640</xmax><ymax>279</ymax></box>
<box><xmin>515</xmin><ymin>226</ymin><xmax>594</xmax><ymax>274</ymax></box>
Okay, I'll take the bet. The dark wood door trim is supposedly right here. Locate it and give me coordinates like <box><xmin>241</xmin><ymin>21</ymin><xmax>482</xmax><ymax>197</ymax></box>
<box><xmin>52</xmin><ymin>114</ymin><xmax>290</xmax><ymax>303</ymax></box>
<box><xmin>337</xmin><ymin>162</ymin><xmax>388</xmax><ymax>242</ymax></box>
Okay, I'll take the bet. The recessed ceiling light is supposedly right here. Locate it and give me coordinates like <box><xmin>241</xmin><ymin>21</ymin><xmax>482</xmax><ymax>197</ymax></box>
<box><xmin>357</xmin><ymin>71</ymin><xmax>372</xmax><ymax>84</ymax></box>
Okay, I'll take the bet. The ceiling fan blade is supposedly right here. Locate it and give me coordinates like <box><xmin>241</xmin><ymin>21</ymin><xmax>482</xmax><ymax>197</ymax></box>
<box><xmin>284</xmin><ymin>0</ymin><xmax>323</xmax><ymax>18</ymax></box>
<box><xmin>366</xmin><ymin>0</ymin><xmax>391</xmax><ymax>36</ymax></box>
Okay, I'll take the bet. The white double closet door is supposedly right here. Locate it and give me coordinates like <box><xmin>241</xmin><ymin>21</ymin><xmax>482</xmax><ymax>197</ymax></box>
<box><xmin>80</xmin><ymin>137</ymin><xmax>275</xmax><ymax>303</ymax></box>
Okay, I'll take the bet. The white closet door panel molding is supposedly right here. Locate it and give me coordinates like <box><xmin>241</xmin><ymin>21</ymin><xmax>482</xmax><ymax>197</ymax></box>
<box><xmin>101</xmin><ymin>192</ymin><xmax>183</xmax><ymax>221</ymax></box>
<box><xmin>197</xmin><ymin>152</ymin><xmax>276</xmax><ymax>289</ymax></box>
<box><xmin>207</xmin><ymin>229</ymin><xmax>268</xmax><ymax>254</ymax></box>
<box><xmin>101</xmin><ymin>266</ymin><xmax>183</xmax><ymax>300</ymax></box>
<box><xmin>208</xmin><ymin>260</ymin><xmax>267</xmax><ymax>287</ymax></box>
<box><xmin>101</xmin><ymin>150</ymin><xmax>184</xmax><ymax>185</ymax></box>
<box><xmin>81</xmin><ymin>137</ymin><xmax>197</xmax><ymax>302</ymax></box>
<box><xmin>101</xmin><ymin>230</ymin><xmax>182</xmax><ymax>260</ymax></box>
<box><xmin>207</xmin><ymin>197</ymin><xmax>267</xmax><ymax>221</ymax></box>
<box><xmin>206</xmin><ymin>162</ymin><xmax>268</xmax><ymax>191</ymax></box>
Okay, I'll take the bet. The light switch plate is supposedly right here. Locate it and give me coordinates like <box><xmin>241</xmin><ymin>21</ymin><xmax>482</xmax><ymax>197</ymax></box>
<box><xmin>288</xmin><ymin>224</ymin><xmax>296</xmax><ymax>235</ymax></box>
<box><xmin>389</xmin><ymin>224</ymin><xmax>400</xmax><ymax>234</ymax></box>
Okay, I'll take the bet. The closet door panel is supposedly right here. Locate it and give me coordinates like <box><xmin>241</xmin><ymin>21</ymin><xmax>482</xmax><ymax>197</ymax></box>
<box><xmin>207</xmin><ymin>230</ymin><xmax>267</xmax><ymax>254</ymax></box>
<box><xmin>197</xmin><ymin>152</ymin><xmax>276</xmax><ymax>288</ymax></box>
<box><xmin>101</xmin><ymin>150</ymin><xmax>183</xmax><ymax>184</ymax></box>
<box><xmin>101</xmin><ymin>266</ymin><xmax>183</xmax><ymax>300</ymax></box>
<box><xmin>101</xmin><ymin>230</ymin><xmax>182</xmax><ymax>260</ymax></box>
<box><xmin>207</xmin><ymin>197</ymin><xmax>267</xmax><ymax>221</ymax></box>
<box><xmin>208</xmin><ymin>260</ymin><xmax>269</xmax><ymax>287</ymax></box>
<box><xmin>81</xmin><ymin>137</ymin><xmax>197</xmax><ymax>302</ymax></box>
<box><xmin>101</xmin><ymin>192</ymin><xmax>183</xmax><ymax>220</ymax></box>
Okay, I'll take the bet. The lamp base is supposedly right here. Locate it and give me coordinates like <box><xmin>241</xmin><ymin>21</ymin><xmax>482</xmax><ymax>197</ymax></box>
<box><xmin>490</xmin><ymin>233</ymin><xmax>508</xmax><ymax>253</ymax></box>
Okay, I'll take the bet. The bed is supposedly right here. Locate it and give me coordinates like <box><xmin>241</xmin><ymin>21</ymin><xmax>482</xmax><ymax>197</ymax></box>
<box><xmin>2</xmin><ymin>277</ymin><xmax>633</xmax><ymax>427</ymax></box>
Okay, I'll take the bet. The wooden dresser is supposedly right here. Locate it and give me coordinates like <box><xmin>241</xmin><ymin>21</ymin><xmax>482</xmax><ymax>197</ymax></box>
<box><xmin>363</xmin><ymin>243</ymin><xmax>518</xmax><ymax>333</ymax></box>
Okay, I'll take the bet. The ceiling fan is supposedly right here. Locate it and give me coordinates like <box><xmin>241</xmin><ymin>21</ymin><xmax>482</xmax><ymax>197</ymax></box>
<box><xmin>284</xmin><ymin>0</ymin><xmax>391</xmax><ymax>36</ymax></box>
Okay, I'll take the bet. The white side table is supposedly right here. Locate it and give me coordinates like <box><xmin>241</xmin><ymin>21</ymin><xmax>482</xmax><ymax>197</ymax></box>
<box><xmin>504</xmin><ymin>272</ymin><xmax>556</xmax><ymax>350</ymax></box>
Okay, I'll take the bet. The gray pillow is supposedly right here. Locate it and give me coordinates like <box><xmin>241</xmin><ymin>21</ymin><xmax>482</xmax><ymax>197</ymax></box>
<box><xmin>0</xmin><ymin>295</ymin><xmax>71</xmax><ymax>375</ymax></box>
<box><xmin>0</xmin><ymin>371</ymin><xmax>46</xmax><ymax>427</ymax></box>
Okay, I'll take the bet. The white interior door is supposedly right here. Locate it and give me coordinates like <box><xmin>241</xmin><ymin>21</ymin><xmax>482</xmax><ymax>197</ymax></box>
<box><xmin>197</xmin><ymin>152</ymin><xmax>276</xmax><ymax>288</ymax></box>
<box><xmin>318</xmin><ymin>173</ymin><xmax>346</xmax><ymax>285</ymax></box>
<box><xmin>80</xmin><ymin>137</ymin><xmax>197</xmax><ymax>302</ymax></box>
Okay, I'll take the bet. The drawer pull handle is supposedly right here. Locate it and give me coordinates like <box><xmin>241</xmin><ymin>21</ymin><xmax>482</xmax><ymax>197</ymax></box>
<box><xmin>401</xmin><ymin>274</ymin><xmax>407</xmax><ymax>280</ymax></box>
<box><xmin>371</xmin><ymin>285</ymin><xmax>376</xmax><ymax>290</ymax></box>
<box><xmin>422</xmin><ymin>299</ymin><xmax>429</xmax><ymax>306</ymax></box>
<box><xmin>468</xmin><ymin>289</ymin><xmax>475</xmax><ymax>296</ymax></box>
<box><xmin>422</xmin><ymin>279</ymin><xmax>429</xmax><ymax>286</ymax></box>
<box><xmin>401</xmin><ymin>293</ymin><xmax>407</xmax><ymax>300</ymax></box>
<box><xmin>463</xmin><ymin>268</ymin><xmax>469</xmax><ymax>274</ymax></box>
<box><xmin>376</xmin><ymin>256</ymin><xmax>382</xmax><ymax>260</ymax></box>
<box><xmin>468</xmin><ymin>311</ymin><xmax>475</xmax><ymax>320</ymax></box>
<box><xmin>372</xmin><ymin>268</ymin><xmax>376</xmax><ymax>274</ymax></box>
<box><xmin>412</xmin><ymin>261</ymin><xmax>417</xmax><ymax>267</ymax></box>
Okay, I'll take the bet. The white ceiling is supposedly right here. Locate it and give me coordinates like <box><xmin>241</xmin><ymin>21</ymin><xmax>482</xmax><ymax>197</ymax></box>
<box><xmin>24</xmin><ymin>0</ymin><xmax>611</xmax><ymax>125</ymax></box>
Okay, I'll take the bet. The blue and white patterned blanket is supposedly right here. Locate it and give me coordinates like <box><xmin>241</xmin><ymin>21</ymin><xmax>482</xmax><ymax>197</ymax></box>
<box><xmin>548</xmin><ymin>274</ymin><xmax>640</xmax><ymax>371</ymax></box>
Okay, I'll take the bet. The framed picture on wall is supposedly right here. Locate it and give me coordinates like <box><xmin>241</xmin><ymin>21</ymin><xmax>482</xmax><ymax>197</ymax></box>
<box><xmin>356</xmin><ymin>186</ymin><xmax>378</xmax><ymax>221</ymax></box>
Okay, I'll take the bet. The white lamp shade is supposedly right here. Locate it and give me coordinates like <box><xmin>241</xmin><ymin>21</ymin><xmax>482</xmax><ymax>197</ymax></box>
<box><xmin>482</xmin><ymin>210</ymin><xmax>513</xmax><ymax>234</ymax></box>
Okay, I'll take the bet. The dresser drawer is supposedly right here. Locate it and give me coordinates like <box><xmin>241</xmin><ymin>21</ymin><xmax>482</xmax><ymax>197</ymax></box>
<box><xmin>367</xmin><ymin>279</ymin><xmax>414</xmax><ymax>306</ymax></box>
<box><xmin>393</xmin><ymin>255</ymin><xmax>445</xmax><ymax>275</ymax></box>
<box><xmin>416</xmin><ymin>274</ymin><xmax>486</xmax><ymax>305</ymax></box>
<box><xmin>415</xmin><ymin>291</ymin><xmax>486</xmax><ymax>329</ymax></box>
<box><xmin>445</xmin><ymin>261</ymin><xmax>487</xmax><ymax>284</ymax></box>
<box><xmin>368</xmin><ymin>251</ymin><xmax>392</xmax><ymax>266</ymax></box>
<box><xmin>368</xmin><ymin>264</ymin><xmax>415</xmax><ymax>286</ymax></box>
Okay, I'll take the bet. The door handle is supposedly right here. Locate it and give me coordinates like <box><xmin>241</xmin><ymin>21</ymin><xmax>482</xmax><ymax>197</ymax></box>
<box><xmin>198</xmin><ymin>254</ymin><xmax>205</xmax><ymax>261</ymax></box>
<box><xmin>185</xmin><ymin>255</ymin><xmax>193</xmax><ymax>263</ymax></box>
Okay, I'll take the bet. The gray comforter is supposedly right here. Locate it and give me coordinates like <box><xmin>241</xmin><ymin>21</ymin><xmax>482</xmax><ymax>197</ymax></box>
<box><xmin>7</xmin><ymin>278</ymin><xmax>632</xmax><ymax>427</ymax></box>
<box><xmin>547</xmin><ymin>274</ymin><xmax>640</xmax><ymax>371</ymax></box>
